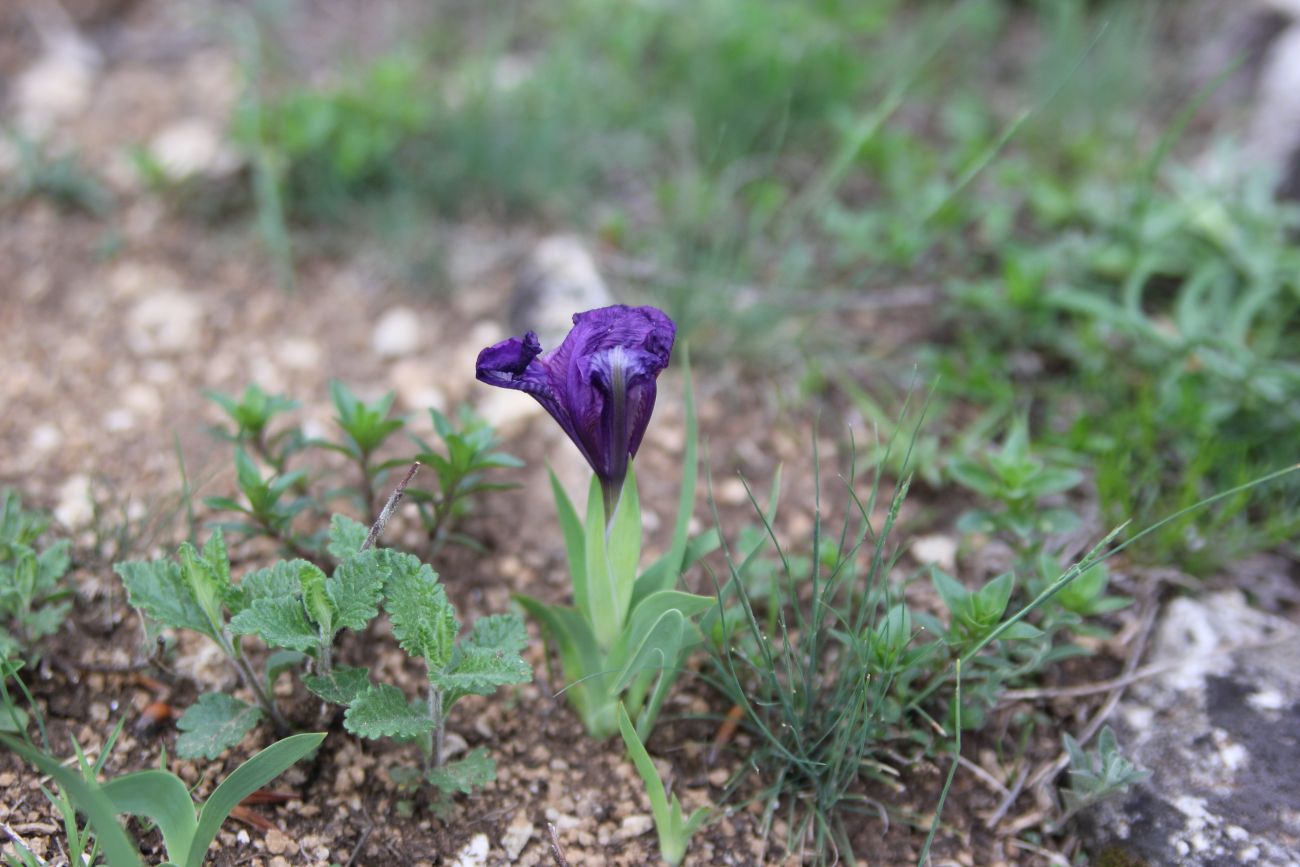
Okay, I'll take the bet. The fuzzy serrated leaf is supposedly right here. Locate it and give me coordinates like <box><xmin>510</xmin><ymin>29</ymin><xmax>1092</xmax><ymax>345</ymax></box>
<box><xmin>463</xmin><ymin>614</ymin><xmax>528</xmax><ymax>655</ymax></box>
<box><xmin>302</xmin><ymin>666</ymin><xmax>371</xmax><ymax>706</ymax></box>
<box><xmin>425</xmin><ymin>746</ymin><xmax>495</xmax><ymax>794</ymax></box>
<box><xmin>327</xmin><ymin>515</ymin><xmax>369</xmax><ymax>561</ymax></box>
<box><xmin>229</xmin><ymin>596</ymin><xmax>319</xmax><ymax>652</ymax></box>
<box><xmin>175</xmin><ymin>693</ymin><xmax>263</xmax><ymax>760</ymax></box>
<box><xmin>34</xmin><ymin>540</ymin><xmax>70</xmax><ymax>593</ymax></box>
<box><xmin>326</xmin><ymin>549</ymin><xmax>385</xmax><ymax>633</ymax></box>
<box><xmin>115</xmin><ymin>559</ymin><xmax>215</xmax><ymax>637</ymax></box>
<box><xmin>179</xmin><ymin>540</ymin><xmax>226</xmax><ymax>629</ymax></box>
<box><xmin>434</xmin><ymin>645</ymin><xmax>532</xmax><ymax>708</ymax></box>
<box><xmin>235</xmin><ymin>560</ymin><xmax>314</xmax><ymax>613</ymax></box>
<box><xmin>299</xmin><ymin>563</ymin><xmax>334</xmax><ymax>635</ymax></box>
<box><xmin>202</xmin><ymin>531</ymin><xmax>233</xmax><ymax>601</ymax></box>
<box><xmin>381</xmin><ymin>551</ymin><xmax>457</xmax><ymax>669</ymax></box>
<box><xmin>343</xmin><ymin>684</ymin><xmax>433</xmax><ymax>740</ymax></box>
<box><xmin>22</xmin><ymin>600</ymin><xmax>70</xmax><ymax>641</ymax></box>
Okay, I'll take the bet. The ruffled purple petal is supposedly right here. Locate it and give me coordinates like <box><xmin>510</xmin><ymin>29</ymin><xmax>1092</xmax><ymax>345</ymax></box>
<box><xmin>476</xmin><ymin>305</ymin><xmax>675</xmax><ymax>484</ymax></box>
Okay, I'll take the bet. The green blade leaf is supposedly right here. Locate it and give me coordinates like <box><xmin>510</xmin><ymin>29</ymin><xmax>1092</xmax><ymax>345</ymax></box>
<box><xmin>616</xmin><ymin>704</ymin><xmax>674</xmax><ymax>856</ymax></box>
<box><xmin>101</xmin><ymin>770</ymin><xmax>197</xmax><ymax>863</ymax></box>
<box><xmin>228</xmin><ymin>596</ymin><xmax>319</xmax><ymax>652</ymax></box>
<box><xmin>189</xmin><ymin>732</ymin><xmax>325</xmax><ymax>867</ymax></box>
<box><xmin>606</xmin><ymin>467</ymin><xmax>642</xmax><ymax>618</ymax></box>
<box><xmin>381</xmin><ymin>551</ymin><xmax>457</xmax><ymax>669</ymax></box>
<box><xmin>663</xmin><ymin>347</ymin><xmax>698</xmax><ymax>584</ymax></box>
<box><xmin>302</xmin><ymin>666</ymin><xmax>371</xmax><ymax>706</ymax></box>
<box><xmin>610</xmin><ymin>590</ymin><xmax>715</xmax><ymax>675</ymax></box>
<box><xmin>584</xmin><ymin>475</ymin><xmax>618</xmax><ymax>649</ymax></box>
<box><xmin>548</xmin><ymin>467</ymin><xmax>588</xmax><ymax>618</ymax></box>
<box><xmin>115</xmin><ymin>559</ymin><xmax>214</xmax><ymax>638</ymax></box>
<box><xmin>513</xmin><ymin>594</ymin><xmax>604</xmax><ymax>725</ymax></box>
<box><xmin>0</xmin><ymin>735</ymin><xmax>143</xmax><ymax>867</ymax></box>
<box><xmin>343</xmin><ymin>684</ymin><xmax>434</xmax><ymax>740</ymax></box>
<box><xmin>175</xmin><ymin>693</ymin><xmax>263</xmax><ymax>761</ymax></box>
<box><xmin>425</xmin><ymin>746</ymin><xmax>496</xmax><ymax>794</ymax></box>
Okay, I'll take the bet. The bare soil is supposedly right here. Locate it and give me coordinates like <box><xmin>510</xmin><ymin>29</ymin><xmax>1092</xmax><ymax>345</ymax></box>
<box><xmin>0</xmin><ymin>3</ymin><xmax>1186</xmax><ymax>866</ymax></box>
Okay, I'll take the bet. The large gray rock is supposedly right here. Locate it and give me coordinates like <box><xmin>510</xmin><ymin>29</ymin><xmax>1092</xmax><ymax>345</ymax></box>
<box><xmin>1079</xmin><ymin>591</ymin><xmax>1300</xmax><ymax>866</ymax></box>
<box><xmin>1248</xmin><ymin>8</ymin><xmax>1300</xmax><ymax>198</ymax></box>
<box><xmin>509</xmin><ymin>236</ymin><xmax>613</xmax><ymax>349</ymax></box>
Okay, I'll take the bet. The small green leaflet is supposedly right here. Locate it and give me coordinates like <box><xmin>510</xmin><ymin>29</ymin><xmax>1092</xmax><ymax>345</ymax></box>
<box><xmin>234</xmin><ymin>560</ymin><xmax>310</xmax><ymax>611</ymax></box>
<box><xmin>343</xmin><ymin>684</ymin><xmax>435</xmax><ymax>740</ymax></box>
<box><xmin>228</xmin><ymin>596</ymin><xmax>318</xmax><ymax>652</ymax></box>
<box><xmin>326</xmin><ymin>549</ymin><xmax>385</xmax><ymax>632</ymax></box>
<box><xmin>302</xmin><ymin>666</ymin><xmax>371</xmax><ymax>706</ymax></box>
<box><xmin>381</xmin><ymin>551</ymin><xmax>457</xmax><ymax>670</ymax></box>
<box><xmin>463</xmin><ymin>614</ymin><xmax>529</xmax><ymax>655</ymax></box>
<box><xmin>327</xmin><ymin>515</ymin><xmax>369</xmax><ymax>561</ymax></box>
<box><xmin>425</xmin><ymin>746</ymin><xmax>496</xmax><ymax>794</ymax></box>
<box><xmin>432</xmin><ymin>646</ymin><xmax>532</xmax><ymax>708</ymax></box>
<box><xmin>176</xmin><ymin>693</ymin><xmax>263</xmax><ymax>761</ymax></box>
<box><xmin>115</xmin><ymin>559</ymin><xmax>214</xmax><ymax>638</ymax></box>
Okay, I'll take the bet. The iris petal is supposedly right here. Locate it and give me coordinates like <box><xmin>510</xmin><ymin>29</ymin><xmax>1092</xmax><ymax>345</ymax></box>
<box><xmin>475</xmin><ymin>305</ymin><xmax>676</xmax><ymax>486</ymax></box>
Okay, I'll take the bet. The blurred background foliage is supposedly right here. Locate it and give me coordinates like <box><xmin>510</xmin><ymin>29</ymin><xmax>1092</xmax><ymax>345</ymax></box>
<box><xmin>103</xmin><ymin>0</ymin><xmax>1300</xmax><ymax>571</ymax></box>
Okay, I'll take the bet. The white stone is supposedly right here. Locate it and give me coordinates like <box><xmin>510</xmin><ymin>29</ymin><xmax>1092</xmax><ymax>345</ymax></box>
<box><xmin>615</xmin><ymin>814</ymin><xmax>655</xmax><ymax>840</ymax></box>
<box><xmin>1247</xmin><ymin>24</ymin><xmax>1300</xmax><ymax>168</ymax></box>
<box><xmin>512</xmin><ymin>236</ymin><xmax>612</xmax><ymax>348</ymax></box>
<box><xmin>29</xmin><ymin>423</ymin><xmax>63</xmax><ymax>454</ymax></box>
<box><xmin>54</xmin><ymin>474</ymin><xmax>94</xmax><ymax>530</ymax></box>
<box><xmin>148</xmin><ymin>119</ymin><xmax>242</xmax><ymax>181</ymax></box>
<box><xmin>122</xmin><ymin>383</ymin><xmax>162</xmax><ymax>420</ymax></box>
<box><xmin>12</xmin><ymin>34</ymin><xmax>100</xmax><ymax>136</ymax></box>
<box><xmin>911</xmin><ymin>534</ymin><xmax>957</xmax><ymax>572</ymax></box>
<box><xmin>477</xmin><ymin>389</ymin><xmax>543</xmax><ymax>435</ymax></box>
<box><xmin>441</xmin><ymin>731</ymin><xmax>468</xmax><ymax>759</ymax></box>
<box><xmin>500</xmin><ymin>812</ymin><xmax>534</xmax><ymax>861</ymax></box>
<box><xmin>450</xmin><ymin>833</ymin><xmax>490</xmax><ymax>867</ymax></box>
<box><xmin>372</xmin><ymin>307</ymin><xmax>423</xmax><ymax>358</ymax></box>
<box><xmin>276</xmin><ymin>337</ymin><xmax>322</xmax><ymax>371</ymax></box>
<box><xmin>127</xmin><ymin>289</ymin><xmax>204</xmax><ymax>355</ymax></box>
<box><xmin>103</xmin><ymin>408</ymin><xmax>135</xmax><ymax>431</ymax></box>
<box><xmin>390</xmin><ymin>359</ymin><xmax>447</xmax><ymax>411</ymax></box>
<box><xmin>1247</xmin><ymin>687</ymin><xmax>1286</xmax><ymax>712</ymax></box>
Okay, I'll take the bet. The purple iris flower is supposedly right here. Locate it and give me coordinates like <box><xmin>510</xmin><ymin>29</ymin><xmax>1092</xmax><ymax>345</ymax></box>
<box><xmin>476</xmin><ymin>305</ymin><xmax>676</xmax><ymax>512</ymax></box>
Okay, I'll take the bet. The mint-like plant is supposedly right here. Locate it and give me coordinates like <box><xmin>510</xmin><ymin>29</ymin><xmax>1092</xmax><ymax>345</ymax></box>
<box><xmin>949</xmin><ymin>418</ymin><xmax>1085</xmax><ymax>548</ymax></box>
<box><xmin>115</xmin><ymin>530</ymin><xmax>294</xmax><ymax>756</ymax></box>
<box><xmin>0</xmin><ymin>490</ymin><xmax>73</xmax><ymax>659</ymax></box>
<box><xmin>204</xmin><ymin>448</ymin><xmax>315</xmax><ymax>560</ymax></box>
<box><xmin>1051</xmin><ymin>726</ymin><xmax>1149</xmax><ymax>832</ymax></box>
<box><xmin>205</xmin><ymin>384</ymin><xmax>304</xmax><ymax>475</ymax></box>
<box><xmin>398</xmin><ymin>407</ymin><xmax>524</xmax><ymax>554</ymax></box>
<box><xmin>204</xmin><ymin>383</ymin><xmax>520</xmax><ymax>557</ymax></box>
<box><xmin>321</xmin><ymin>380</ymin><xmax>406</xmax><ymax>524</ymax></box>
<box><xmin>319</xmin><ymin>549</ymin><xmax>531</xmax><ymax>804</ymax></box>
<box><xmin>191</xmin><ymin>508</ymin><xmax>531</xmax><ymax>805</ymax></box>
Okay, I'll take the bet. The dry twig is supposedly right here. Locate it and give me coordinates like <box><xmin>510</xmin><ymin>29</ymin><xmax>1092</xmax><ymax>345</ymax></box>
<box><xmin>547</xmin><ymin>823</ymin><xmax>570</xmax><ymax>867</ymax></box>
